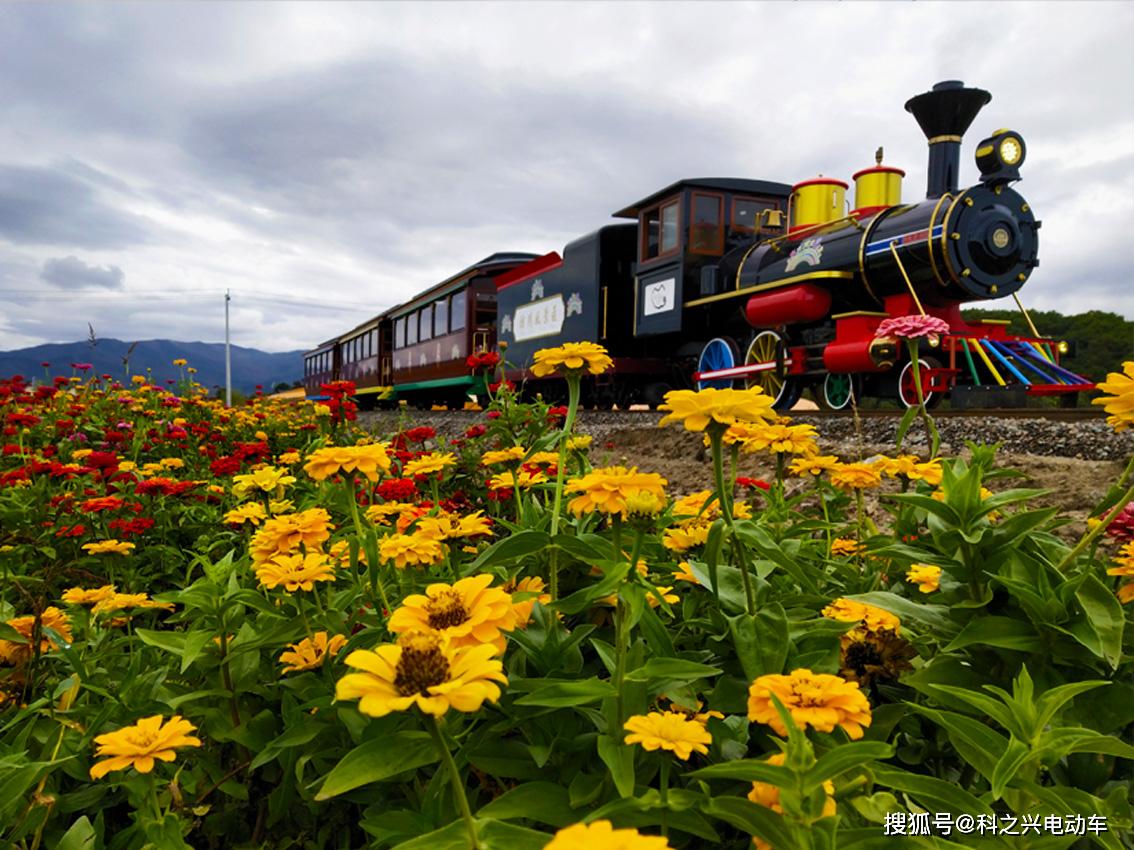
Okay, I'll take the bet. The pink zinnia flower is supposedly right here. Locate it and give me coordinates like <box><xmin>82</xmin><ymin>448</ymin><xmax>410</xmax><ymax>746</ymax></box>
<box><xmin>70</xmin><ymin>362</ymin><xmax>93</xmax><ymax>372</ymax></box>
<box><xmin>874</xmin><ymin>314</ymin><xmax>951</xmax><ymax>339</ymax></box>
<box><xmin>1107</xmin><ymin>503</ymin><xmax>1134</xmax><ymax>542</ymax></box>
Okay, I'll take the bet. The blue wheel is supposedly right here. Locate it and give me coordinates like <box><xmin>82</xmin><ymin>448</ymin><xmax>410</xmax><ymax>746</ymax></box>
<box><xmin>696</xmin><ymin>337</ymin><xmax>738</xmax><ymax>389</ymax></box>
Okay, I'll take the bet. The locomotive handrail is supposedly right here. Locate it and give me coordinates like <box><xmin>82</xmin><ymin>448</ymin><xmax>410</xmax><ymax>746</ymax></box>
<box><xmin>887</xmin><ymin>241</ymin><xmax>928</xmax><ymax>316</ymax></box>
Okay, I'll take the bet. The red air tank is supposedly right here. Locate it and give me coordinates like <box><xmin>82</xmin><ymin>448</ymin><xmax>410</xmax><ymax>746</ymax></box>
<box><xmin>744</xmin><ymin>284</ymin><xmax>831</xmax><ymax>328</ymax></box>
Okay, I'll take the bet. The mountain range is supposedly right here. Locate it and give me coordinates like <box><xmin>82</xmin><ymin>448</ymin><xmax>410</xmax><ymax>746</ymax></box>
<box><xmin>0</xmin><ymin>339</ymin><xmax>303</xmax><ymax>395</ymax></box>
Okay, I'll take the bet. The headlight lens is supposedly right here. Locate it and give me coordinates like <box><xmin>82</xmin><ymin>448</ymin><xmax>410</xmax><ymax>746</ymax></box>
<box><xmin>999</xmin><ymin>136</ymin><xmax>1023</xmax><ymax>165</ymax></box>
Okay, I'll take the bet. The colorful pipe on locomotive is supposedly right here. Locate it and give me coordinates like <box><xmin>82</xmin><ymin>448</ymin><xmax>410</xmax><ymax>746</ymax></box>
<box><xmin>304</xmin><ymin>81</ymin><xmax>1090</xmax><ymax>409</ymax></box>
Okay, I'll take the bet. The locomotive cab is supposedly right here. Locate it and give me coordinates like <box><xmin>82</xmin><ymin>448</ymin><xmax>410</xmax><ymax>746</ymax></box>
<box><xmin>612</xmin><ymin>178</ymin><xmax>791</xmax><ymax>338</ymax></box>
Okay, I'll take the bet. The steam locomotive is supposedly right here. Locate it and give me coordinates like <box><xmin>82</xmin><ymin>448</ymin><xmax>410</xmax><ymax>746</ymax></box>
<box><xmin>303</xmin><ymin>81</ymin><xmax>1090</xmax><ymax>410</ymax></box>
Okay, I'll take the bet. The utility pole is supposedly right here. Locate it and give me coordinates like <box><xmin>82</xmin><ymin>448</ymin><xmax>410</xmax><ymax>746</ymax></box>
<box><xmin>225</xmin><ymin>290</ymin><xmax>232</xmax><ymax>407</ymax></box>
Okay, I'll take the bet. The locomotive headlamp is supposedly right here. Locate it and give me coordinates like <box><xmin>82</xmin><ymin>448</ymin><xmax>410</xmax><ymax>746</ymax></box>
<box><xmin>927</xmin><ymin>334</ymin><xmax>941</xmax><ymax>348</ymax></box>
<box><xmin>1058</xmin><ymin>340</ymin><xmax>1070</xmax><ymax>354</ymax></box>
<box><xmin>976</xmin><ymin>129</ymin><xmax>1026</xmax><ymax>185</ymax></box>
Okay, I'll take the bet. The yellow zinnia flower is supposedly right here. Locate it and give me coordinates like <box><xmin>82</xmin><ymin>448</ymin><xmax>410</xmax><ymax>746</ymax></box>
<box><xmin>672</xmin><ymin>561</ymin><xmax>700</xmax><ymax>584</ymax></box>
<box><xmin>504</xmin><ymin>576</ymin><xmax>551</xmax><ymax>627</ymax></box>
<box><xmin>565</xmin><ymin>466</ymin><xmax>668</xmax><ymax>517</ymax></box>
<box><xmin>303</xmin><ymin>443</ymin><xmax>391</xmax><ymax>482</ymax></box>
<box><xmin>232</xmin><ymin>466</ymin><xmax>296</xmax><ymax>498</ymax></box>
<box><xmin>670</xmin><ymin>490</ymin><xmax>750</xmax><ymax>522</ymax></box>
<box><xmin>748</xmin><ymin>668</ymin><xmax>872</xmax><ymax>739</ymax></box>
<box><xmin>335</xmin><ymin>630</ymin><xmax>507</xmax><ymax>717</ymax></box>
<box><xmin>1093</xmin><ymin>361</ymin><xmax>1134</xmax><ymax>432</ymax></box>
<box><xmin>224</xmin><ymin>502</ymin><xmax>267</xmax><ymax>526</ymax></box>
<box><xmin>623</xmin><ymin>711</ymin><xmax>711</xmax><ymax>760</ymax></box>
<box><xmin>480</xmin><ymin>446</ymin><xmax>526</xmax><ymax>466</ymax></box>
<box><xmin>249</xmin><ymin>508</ymin><xmax>333</xmax><ymax>564</ymax></box>
<box><xmin>662</xmin><ymin>520</ymin><xmax>712</xmax><ymax>552</ymax></box>
<box><xmin>277</xmin><ymin>451</ymin><xmax>301</xmax><ymax>465</ymax></box>
<box><xmin>829</xmin><ymin>538</ymin><xmax>865</xmax><ymax>557</ymax></box>
<box><xmin>544</xmin><ymin>821</ymin><xmax>673</xmax><ymax>850</ymax></box>
<box><xmin>530</xmin><ymin>341</ymin><xmax>613</xmax><ymax>378</ymax></box>
<box><xmin>159</xmin><ymin>457</ymin><xmax>185</xmax><ymax>469</ymax></box>
<box><xmin>0</xmin><ymin>607</ymin><xmax>73</xmax><ymax>665</ymax></box>
<box><xmin>416</xmin><ymin>511</ymin><xmax>493</xmax><ymax>541</ymax></box>
<box><xmin>62</xmin><ymin>585</ymin><xmax>117</xmax><ymax>606</ymax></box>
<box><xmin>89</xmin><ymin>715</ymin><xmax>201</xmax><ymax>779</ymax></box>
<box><xmin>378</xmin><ymin>532</ymin><xmax>444</xmax><ymax>569</ymax></box>
<box><xmin>748</xmin><ymin>752</ymin><xmax>836</xmax><ymax>825</ymax></box>
<box><xmin>389</xmin><ymin>574</ymin><xmax>518</xmax><ymax>654</ymax></box>
<box><xmin>657</xmin><ymin>387</ymin><xmax>774</xmax><ymax>432</ymax></box>
<box><xmin>829</xmin><ymin>463</ymin><xmax>883</xmax><ymax>491</ymax></box>
<box><xmin>822</xmin><ymin>598</ymin><xmax>901</xmax><ymax>635</ymax></box>
<box><xmin>366</xmin><ymin>501</ymin><xmax>417</xmax><ymax>524</ymax></box>
<box><xmin>566</xmin><ymin>435</ymin><xmax>592</xmax><ymax>451</ymax></box>
<box><xmin>789</xmin><ymin>455</ymin><xmax>842</xmax><ymax>477</ymax></box>
<box><xmin>1108</xmin><ymin>541</ymin><xmax>1134</xmax><ymax>603</ymax></box>
<box><xmin>279</xmin><ymin>632</ymin><xmax>348</xmax><ymax>674</ymax></box>
<box><xmin>82</xmin><ymin>540</ymin><xmax>136</xmax><ymax>556</ymax></box>
<box><xmin>403</xmin><ymin>452</ymin><xmax>456</xmax><ymax>477</ymax></box>
<box><xmin>488</xmin><ymin>469</ymin><xmax>548</xmax><ymax>490</ymax></box>
<box><xmin>907</xmin><ymin>459</ymin><xmax>943</xmax><ymax>486</ymax></box>
<box><xmin>92</xmin><ymin>593</ymin><xmax>175</xmax><ymax>615</ymax></box>
<box><xmin>737</xmin><ymin>422</ymin><xmax>818</xmax><ymax>456</ymax></box>
<box><xmin>906</xmin><ymin>564</ymin><xmax>942</xmax><ymax>593</ymax></box>
<box><xmin>172</xmin><ymin>358</ymin><xmax>188</xmax><ymax>367</ymax></box>
<box><xmin>255</xmin><ymin>552</ymin><xmax>336</xmax><ymax>592</ymax></box>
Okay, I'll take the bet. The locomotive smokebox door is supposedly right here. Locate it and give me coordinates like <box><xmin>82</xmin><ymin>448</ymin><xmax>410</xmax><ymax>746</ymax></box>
<box><xmin>636</xmin><ymin>271</ymin><xmax>683</xmax><ymax>335</ymax></box>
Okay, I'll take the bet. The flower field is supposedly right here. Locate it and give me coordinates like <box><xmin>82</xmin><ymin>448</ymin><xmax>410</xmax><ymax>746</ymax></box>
<box><xmin>1</xmin><ymin>352</ymin><xmax>1133</xmax><ymax>850</ymax></box>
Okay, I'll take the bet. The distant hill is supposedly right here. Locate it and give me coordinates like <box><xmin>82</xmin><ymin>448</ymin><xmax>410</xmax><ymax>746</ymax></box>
<box><xmin>0</xmin><ymin>339</ymin><xmax>303</xmax><ymax>394</ymax></box>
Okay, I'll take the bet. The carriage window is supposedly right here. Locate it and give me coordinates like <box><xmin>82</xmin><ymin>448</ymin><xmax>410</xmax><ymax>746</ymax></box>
<box><xmin>733</xmin><ymin>197</ymin><xmax>780</xmax><ymax>232</ymax></box>
<box><xmin>419</xmin><ymin>305</ymin><xmax>433</xmax><ymax>341</ymax></box>
<box><xmin>450</xmin><ymin>290</ymin><xmax>466</xmax><ymax>331</ymax></box>
<box><xmin>406</xmin><ymin>313</ymin><xmax>418</xmax><ymax>346</ymax></box>
<box><xmin>434</xmin><ymin>297</ymin><xmax>449</xmax><ymax>337</ymax></box>
<box><xmin>395</xmin><ymin>318</ymin><xmax>406</xmax><ymax>349</ymax></box>
<box><xmin>690</xmin><ymin>193</ymin><xmax>724</xmax><ymax>254</ymax></box>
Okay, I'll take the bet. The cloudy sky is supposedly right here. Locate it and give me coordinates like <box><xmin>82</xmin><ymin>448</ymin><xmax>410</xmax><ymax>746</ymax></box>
<box><xmin>1</xmin><ymin>2</ymin><xmax>1131</xmax><ymax>353</ymax></box>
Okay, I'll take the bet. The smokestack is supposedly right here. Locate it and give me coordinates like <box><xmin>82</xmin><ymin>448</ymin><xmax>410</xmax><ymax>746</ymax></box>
<box><xmin>904</xmin><ymin>80</ymin><xmax>991</xmax><ymax>198</ymax></box>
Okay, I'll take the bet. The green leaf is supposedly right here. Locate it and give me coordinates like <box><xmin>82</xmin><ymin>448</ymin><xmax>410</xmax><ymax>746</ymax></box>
<box><xmin>623</xmin><ymin>658</ymin><xmax>721</xmax><ymax>684</ymax></box>
<box><xmin>942</xmin><ymin>617</ymin><xmax>1043</xmax><ymax>653</ymax></box>
<box><xmin>179</xmin><ymin>630</ymin><xmax>215</xmax><ymax>673</ymax></box>
<box><xmin>468</xmin><ymin>530</ymin><xmax>551</xmax><ymax>571</ymax></box>
<box><xmin>478</xmin><ymin>819</ymin><xmax>553</xmax><ymax>850</ymax></box>
<box><xmin>554</xmin><ymin>563</ymin><xmax>630</xmax><ymax>615</ymax></box>
<box><xmin>390</xmin><ymin>820</ymin><xmax>470</xmax><ymax>850</ymax></box>
<box><xmin>1072</xmin><ymin>574</ymin><xmax>1125</xmax><ymax>669</ymax></box>
<box><xmin>250</xmin><ymin>722</ymin><xmax>325</xmax><ymax>771</ymax></box>
<box><xmin>920</xmin><ymin>683</ymin><xmax>1023</xmax><ymax>739</ymax></box>
<box><xmin>690</xmin><ymin>759</ymin><xmax>794</xmax><ymax>786</ymax></box>
<box><xmin>1034</xmin><ymin>680</ymin><xmax>1110</xmax><ymax>732</ymax></box>
<box><xmin>703</xmin><ymin>797</ymin><xmax>797</xmax><ymax>850</ymax></box>
<box><xmin>805</xmin><ymin>741</ymin><xmax>893</xmax><ymax>787</ymax></box>
<box><xmin>1039</xmin><ymin>728</ymin><xmax>1134</xmax><ymax>761</ymax></box>
<box><xmin>989</xmin><ymin>737</ymin><xmax>1031</xmax><ymax>800</ymax></box>
<box><xmin>597</xmin><ymin>734</ymin><xmax>635</xmax><ymax>798</ymax></box>
<box><xmin>894</xmin><ymin>404</ymin><xmax>919</xmax><ymax>453</ymax></box>
<box><xmin>133</xmin><ymin>628</ymin><xmax>186</xmax><ymax>656</ymax></box>
<box><xmin>907</xmin><ymin>705</ymin><xmax>1007</xmax><ymax>779</ymax></box>
<box><xmin>729</xmin><ymin>606</ymin><xmax>789</xmax><ymax>680</ymax></box>
<box><xmin>315</xmin><ymin>732</ymin><xmax>438</xmax><ymax>800</ymax></box>
<box><xmin>870</xmin><ymin>765</ymin><xmax>994</xmax><ymax>817</ymax></box>
<box><xmin>55</xmin><ymin>816</ymin><xmax>97</xmax><ymax>850</ymax></box>
<box><xmin>477</xmin><ymin>782</ymin><xmax>575</xmax><ymax>827</ymax></box>
<box><xmin>515</xmin><ymin>678</ymin><xmax>615</xmax><ymax>708</ymax></box>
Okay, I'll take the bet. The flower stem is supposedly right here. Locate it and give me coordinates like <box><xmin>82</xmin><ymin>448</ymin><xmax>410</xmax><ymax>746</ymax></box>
<box><xmin>659</xmin><ymin>756</ymin><xmax>671</xmax><ymax>838</ymax></box>
<box><xmin>1056</xmin><ymin>481</ymin><xmax>1134</xmax><ymax>573</ymax></box>
<box><xmin>548</xmin><ymin>375</ymin><xmax>582</xmax><ymax>600</ymax></box>
<box><xmin>710</xmin><ymin>427</ymin><xmax>755</xmax><ymax>615</ymax></box>
<box><xmin>426</xmin><ymin>715</ymin><xmax>480</xmax><ymax>849</ymax></box>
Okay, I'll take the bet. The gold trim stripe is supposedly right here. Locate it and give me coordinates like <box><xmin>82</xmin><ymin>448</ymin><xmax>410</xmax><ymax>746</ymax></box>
<box><xmin>927</xmin><ymin>134</ymin><xmax>963</xmax><ymax>145</ymax></box>
<box><xmin>685</xmin><ymin>270</ymin><xmax>853</xmax><ymax>308</ymax></box>
<box><xmin>832</xmin><ymin>310</ymin><xmax>889</xmax><ymax>319</ymax></box>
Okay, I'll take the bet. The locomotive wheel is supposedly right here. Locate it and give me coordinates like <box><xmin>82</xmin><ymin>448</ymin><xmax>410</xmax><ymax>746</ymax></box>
<box><xmin>898</xmin><ymin>356</ymin><xmax>943</xmax><ymax>409</ymax></box>
<box><xmin>696</xmin><ymin>337</ymin><xmax>739</xmax><ymax>390</ymax></box>
<box><xmin>820</xmin><ymin>373</ymin><xmax>858</xmax><ymax>410</ymax></box>
<box><xmin>744</xmin><ymin>330</ymin><xmax>801</xmax><ymax>409</ymax></box>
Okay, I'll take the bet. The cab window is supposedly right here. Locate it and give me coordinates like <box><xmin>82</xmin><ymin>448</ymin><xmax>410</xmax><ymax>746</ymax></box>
<box><xmin>640</xmin><ymin>198</ymin><xmax>681</xmax><ymax>261</ymax></box>
<box><xmin>690</xmin><ymin>192</ymin><xmax>724</xmax><ymax>254</ymax></box>
<box><xmin>733</xmin><ymin>197</ymin><xmax>782</xmax><ymax>233</ymax></box>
